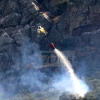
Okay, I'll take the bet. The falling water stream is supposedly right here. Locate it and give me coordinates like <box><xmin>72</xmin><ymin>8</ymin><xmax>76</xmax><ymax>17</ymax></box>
<box><xmin>54</xmin><ymin>48</ymin><xmax>89</xmax><ymax>97</ymax></box>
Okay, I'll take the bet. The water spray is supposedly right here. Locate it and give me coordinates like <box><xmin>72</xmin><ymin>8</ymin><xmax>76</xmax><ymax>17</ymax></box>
<box><xmin>54</xmin><ymin>49</ymin><xmax>89</xmax><ymax>97</ymax></box>
<box><xmin>49</xmin><ymin>43</ymin><xmax>89</xmax><ymax>97</ymax></box>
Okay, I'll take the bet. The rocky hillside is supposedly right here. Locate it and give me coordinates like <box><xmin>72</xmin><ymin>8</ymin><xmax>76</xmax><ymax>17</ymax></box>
<box><xmin>0</xmin><ymin>0</ymin><xmax>100</xmax><ymax>73</ymax></box>
<box><xmin>0</xmin><ymin>0</ymin><xmax>100</xmax><ymax>99</ymax></box>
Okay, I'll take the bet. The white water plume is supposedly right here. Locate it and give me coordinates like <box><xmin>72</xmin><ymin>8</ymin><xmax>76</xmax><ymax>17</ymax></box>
<box><xmin>54</xmin><ymin>48</ymin><xmax>89</xmax><ymax>97</ymax></box>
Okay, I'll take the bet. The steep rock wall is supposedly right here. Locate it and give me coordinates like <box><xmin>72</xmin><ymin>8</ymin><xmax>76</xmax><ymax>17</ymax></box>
<box><xmin>0</xmin><ymin>0</ymin><xmax>100</xmax><ymax>77</ymax></box>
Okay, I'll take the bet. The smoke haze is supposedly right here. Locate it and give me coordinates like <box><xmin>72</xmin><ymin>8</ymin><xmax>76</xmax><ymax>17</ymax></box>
<box><xmin>0</xmin><ymin>41</ymin><xmax>89</xmax><ymax>99</ymax></box>
<box><xmin>0</xmin><ymin>41</ymin><xmax>49</xmax><ymax>99</ymax></box>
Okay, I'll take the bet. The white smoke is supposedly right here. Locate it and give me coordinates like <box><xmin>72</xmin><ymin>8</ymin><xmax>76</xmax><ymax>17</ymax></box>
<box><xmin>0</xmin><ymin>39</ymin><xmax>89</xmax><ymax>99</ymax></box>
<box><xmin>0</xmin><ymin>41</ymin><xmax>49</xmax><ymax>99</ymax></box>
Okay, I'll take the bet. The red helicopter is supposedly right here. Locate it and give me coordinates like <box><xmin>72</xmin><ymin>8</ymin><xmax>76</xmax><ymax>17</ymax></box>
<box><xmin>49</xmin><ymin>42</ymin><xmax>55</xmax><ymax>49</ymax></box>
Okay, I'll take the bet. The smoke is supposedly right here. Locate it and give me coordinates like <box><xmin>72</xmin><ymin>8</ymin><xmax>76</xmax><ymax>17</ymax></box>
<box><xmin>0</xmin><ymin>41</ymin><xmax>51</xmax><ymax>99</ymax></box>
<box><xmin>0</xmin><ymin>37</ymin><xmax>89</xmax><ymax>99</ymax></box>
<box><xmin>53</xmin><ymin>48</ymin><xmax>89</xmax><ymax>97</ymax></box>
<box><xmin>17</xmin><ymin>42</ymin><xmax>54</xmax><ymax>91</ymax></box>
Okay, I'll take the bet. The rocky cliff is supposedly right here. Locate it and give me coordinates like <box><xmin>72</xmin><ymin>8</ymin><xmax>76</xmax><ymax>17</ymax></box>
<box><xmin>0</xmin><ymin>0</ymin><xmax>100</xmax><ymax>72</ymax></box>
<box><xmin>0</xmin><ymin>0</ymin><xmax>100</xmax><ymax>99</ymax></box>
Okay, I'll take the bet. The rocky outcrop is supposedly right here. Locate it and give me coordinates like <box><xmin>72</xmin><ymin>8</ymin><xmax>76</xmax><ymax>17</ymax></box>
<box><xmin>0</xmin><ymin>0</ymin><xmax>99</xmax><ymax>73</ymax></box>
<box><xmin>42</xmin><ymin>0</ymin><xmax>100</xmax><ymax>36</ymax></box>
<box><xmin>0</xmin><ymin>0</ymin><xmax>100</xmax><ymax>96</ymax></box>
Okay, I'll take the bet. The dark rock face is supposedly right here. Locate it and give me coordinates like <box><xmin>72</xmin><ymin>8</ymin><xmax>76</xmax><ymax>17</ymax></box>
<box><xmin>37</xmin><ymin>0</ymin><xmax>44</xmax><ymax>4</ymax></box>
<box><xmin>0</xmin><ymin>0</ymin><xmax>100</xmax><ymax>97</ymax></box>
<box><xmin>0</xmin><ymin>13</ymin><xmax>21</xmax><ymax>28</ymax></box>
<box><xmin>45</xmin><ymin>0</ymin><xmax>100</xmax><ymax>36</ymax></box>
<box><xmin>0</xmin><ymin>0</ymin><xmax>99</xmax><ymax>74</ymax></box>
